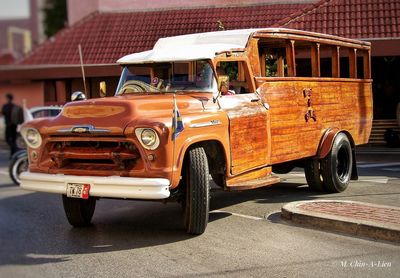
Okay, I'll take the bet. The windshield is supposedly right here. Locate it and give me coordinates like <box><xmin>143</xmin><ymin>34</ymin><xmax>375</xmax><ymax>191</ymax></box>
<box><xmin>115</xmin><ymin>60</ymin><xmax>216</xmax><ymax>95</ymax></box>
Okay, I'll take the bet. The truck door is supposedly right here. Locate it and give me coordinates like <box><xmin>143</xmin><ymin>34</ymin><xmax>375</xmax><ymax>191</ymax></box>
<box><xmin>217</xmin><ymin>60</ymin><xmax>270</xmax><ymax>175</ymax></box>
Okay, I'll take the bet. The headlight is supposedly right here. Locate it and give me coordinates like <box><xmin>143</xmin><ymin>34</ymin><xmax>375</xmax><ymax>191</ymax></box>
<box><xmin>141</xmin><ymin>129</ymin><xmax>157</xmax><ymax>146</ymax></box>
<box><xmin>22</xmin><ymin>128</ymin><xmax>42</xmax><ymax>149</ymax></box>
<box><xmin>135</xmin><ymin>128</ymin><xmax>160</xmax><ymax>150</ymax></box>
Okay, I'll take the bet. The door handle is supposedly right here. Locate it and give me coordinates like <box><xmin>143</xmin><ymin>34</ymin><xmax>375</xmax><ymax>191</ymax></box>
<box><xmin>251</xmin><ymin>98</ymin><xmax>260</xmax><ymax>102</ymax></box>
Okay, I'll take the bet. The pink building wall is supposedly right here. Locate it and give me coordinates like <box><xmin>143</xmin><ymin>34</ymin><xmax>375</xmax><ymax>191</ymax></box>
<box><xmin>0</xmin><ymin>82</ymin><xmax>44</xmax><ymax>142</ymax></box>
<box><xmin>68</xmin><ymin>0</ymin><xmax>315</xmax><ymax>25</ymax></box>
<box><xmin>67</xmin><ymin>0</ymin><xmax>99</xmax><ymax>26</ymax></box>
<box><xmin>0</xmin><ymin>82</ymin><xmax>44</xmax><ymax>109</ymax></box>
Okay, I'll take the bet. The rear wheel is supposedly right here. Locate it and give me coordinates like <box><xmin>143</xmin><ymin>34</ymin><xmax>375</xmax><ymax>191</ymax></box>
<box><xmin>320</xmin><ymin>133</ymin><xmax>353</xmax><ymax>193</ymax></box>
<box><xmin>304</xmin><ymin>158</ymin><xmax>324</xmax><ymax>191</ymax></box>
<box><xmin>183</xmin><ymin>147</ymin><xmax>210</xmax><ymax>235</ymax></box>
<box><xmin>62</xmin><ymin>195</ymin><xmax>96</xmax><ymax>227</ymax></box>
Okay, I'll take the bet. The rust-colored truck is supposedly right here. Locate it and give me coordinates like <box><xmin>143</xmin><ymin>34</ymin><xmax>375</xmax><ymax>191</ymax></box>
<box><xmin>20</xmin><ymin>28</ymin><xmax>372</xmax><ymax>234</ymax></box>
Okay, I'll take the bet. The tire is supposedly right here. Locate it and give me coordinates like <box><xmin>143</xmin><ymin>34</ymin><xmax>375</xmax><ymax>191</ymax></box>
<box><xmin>304</xmin><ymin>158</ymin><xmax>324</xmax><ymax>191</ymax></box>
<box><xmin>62</xmin><ymin>195</ymin><xmax>96</xmax><ymax>227</ymax></box>
<box><xmin>320</xmin><ymin>133</ymin><xmax>353</xmax><ymax>193</ymax></box>
<box><xmin>183</xmin><ymin>147</ymin><xmax>210</xmax><ymax>235</ymax></box>
<box><xmin>9</xmin><ymin>150</ymin><xmax>28</xmax><ymax>185</ymax></box>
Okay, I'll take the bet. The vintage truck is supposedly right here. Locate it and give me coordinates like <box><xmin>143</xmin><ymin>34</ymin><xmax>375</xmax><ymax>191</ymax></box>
<box><xmin>20</xmin><ymin>28</ymin><xmax>372</xmax><ymax>234</ymax></box>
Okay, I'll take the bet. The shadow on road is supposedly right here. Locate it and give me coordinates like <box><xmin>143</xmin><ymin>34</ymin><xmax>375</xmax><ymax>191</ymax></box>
<box><xmin>0</xmin><ymin>180</ymin><xmax>320</xmax><ymax>266</ymax></box>
<box><xmin>0</xmin><ymin>166</ymin><xmax>399</xmax><ymax>266</ymax></box>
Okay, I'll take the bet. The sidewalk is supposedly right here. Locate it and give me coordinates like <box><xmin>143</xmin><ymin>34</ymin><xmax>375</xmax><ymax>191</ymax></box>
<box><xmin>282</xmin><ymin>200</ymin><xmax>400</xmax><ymax>243</ymax></box>
<box><xmin>357</xmin><ymin>146</ymin><xmax>400</xmax><ymax>154</ymax></box>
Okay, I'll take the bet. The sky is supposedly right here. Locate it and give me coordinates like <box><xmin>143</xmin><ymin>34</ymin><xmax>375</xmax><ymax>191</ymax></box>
<box><xmin>0</xmin><ymin>0</ymin><xmax>30</xmax><ymax>20</ymax></box>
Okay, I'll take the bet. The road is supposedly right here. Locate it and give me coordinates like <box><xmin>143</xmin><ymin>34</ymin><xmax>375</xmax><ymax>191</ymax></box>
<box><xmin>0</xmin><ymin>149</ymin><xmax>399</xmax><ymax>277</ymax></box>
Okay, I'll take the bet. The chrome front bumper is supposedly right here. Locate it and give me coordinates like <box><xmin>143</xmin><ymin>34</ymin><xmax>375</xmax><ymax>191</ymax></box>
<box><xmin>20</xmin><ymin>172</ymin><xmax>170</xmax><ymax>199</ymax></box>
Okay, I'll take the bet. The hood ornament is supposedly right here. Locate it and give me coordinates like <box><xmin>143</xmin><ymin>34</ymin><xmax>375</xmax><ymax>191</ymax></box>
<box><xmin>58</xmin><ymin>125</ymin><xmax>110</xmax><ymax>134</ymax></box>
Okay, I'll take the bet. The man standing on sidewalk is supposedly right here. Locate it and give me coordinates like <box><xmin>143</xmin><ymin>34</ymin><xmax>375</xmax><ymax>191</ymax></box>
<box><xmin>1</xmin><ymin>93</ymin><xmax>23</xmax><ymax>158</ymax></box>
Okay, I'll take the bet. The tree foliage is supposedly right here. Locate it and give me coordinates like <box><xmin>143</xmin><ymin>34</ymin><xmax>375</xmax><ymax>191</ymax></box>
<box><xmin>43</xmin><ymin>0</ymin><xmax>67</xmax><ymax>38</ymax></box>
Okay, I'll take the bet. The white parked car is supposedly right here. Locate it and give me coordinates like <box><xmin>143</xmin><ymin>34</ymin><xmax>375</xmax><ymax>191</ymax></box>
<box><xmin>0</xmin><ymin>106</ymin><xmax>62</xmax><ymax>149</ymax></box>
<box><xmin>17</xmin><ymin>106</ymin><xmax>63</xmax><ymax>148</ymax></box>
<box><xmin>7</xmin><ymin>106</ymin><xmax>62</xmax><ymax>185</ymax></box>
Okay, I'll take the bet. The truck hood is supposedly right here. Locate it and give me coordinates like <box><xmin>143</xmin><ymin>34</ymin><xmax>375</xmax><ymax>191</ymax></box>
<box><xmin>39</xmin><ymin>94</ymin><xmax>209</xmax><ymax>135</ymax></box>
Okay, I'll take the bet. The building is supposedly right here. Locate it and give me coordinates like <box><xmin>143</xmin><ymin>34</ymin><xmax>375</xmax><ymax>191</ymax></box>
<box><xmin>0</xmin><ymin>1</ymin><xmax>314</xmax><ymax>106</ymax></box>
<box><xmin>0</xmin><ymin>0</ymin><xmax>399</xmax><ymax>143</ymax></box>
<box><xmin>0</xmin><ymin>0</ymin><xmax>46</xmax><ymax>64</ymax></box>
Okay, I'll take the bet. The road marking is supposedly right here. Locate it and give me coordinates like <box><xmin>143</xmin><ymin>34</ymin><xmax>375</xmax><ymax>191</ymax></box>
<box><xmin>286</xmin><ymin>172</ymin><xmax>305</xmax><ymax>177</ymax></box>
<box><xmin>358</xmin><ymin>176</ymin><xmax>389</xmax><ymax>184</ymax></box>
<box><xmin>92</xmin><ymin>245</ymin><xmax>113</xmax><ymax>248</ymax></box>
<box><xmin>211</xmin><ymin>210</ymin><xmax>264</xmax><ymax>221</ymax></box>
<box><xmin>358</xmin><ymin>162</ymin><xmax>400</xmax><ymax>168</ymax></box>
<box><xmin>284</xmin><ymin>172</ymin><xmax>388</xmax><ymax>184</ymax></box>
<box><xmin>0</xmin><ymin>170</ymin><xmax>8</xmax><ymax>176</ymax></box>
<box><xmin>382</xmin><ymin>167</ymin><xmax>400</xmax><ymax>172</ymax></box>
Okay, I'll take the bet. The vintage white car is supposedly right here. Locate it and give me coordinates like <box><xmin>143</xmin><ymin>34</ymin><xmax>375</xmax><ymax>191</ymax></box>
<box><xmin>0</xmin><ymin>106</ymin><xmax>62</xmax><ymax>148</ymax></box>
<box><xmin>7</xmin><ymin>106</ymin><xmax>62</xmax><ymax>185</ymax></box>
<box><xmin>16</xmin><ymin>106</ymin><xmax>63</xmax><ymax>148</ymax></box>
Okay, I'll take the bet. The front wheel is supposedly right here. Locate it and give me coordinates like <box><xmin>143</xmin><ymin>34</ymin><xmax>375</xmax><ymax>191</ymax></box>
<box><xmin>183</xmin><ymin>147</ymin><xmax>210</xmax><ymax>235</ymax></box>
<box><xmin>62</xmin><ymin>195</ymin><xmax>96</xmax><ymax>227</ymax></box>
<box><xmin>320</xmin><ymin>133</ymin><xmax>353</xmax><ymax>193</ymax></box>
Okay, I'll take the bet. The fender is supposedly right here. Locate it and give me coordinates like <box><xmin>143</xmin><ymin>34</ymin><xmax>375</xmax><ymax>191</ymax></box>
<box><xmin>171</xmin><ymin>134</ymin><xmax>230</xmax><ymax>188</ymax></box>
<box><xmin>318</xmin><ymin>128</ymin><xmax>358</xmax><ymax>180</ymax></box>
<box><xmin>317</xmin><ymin>128</ymin><xmax>340</xmax><ymax>159</ymax></box>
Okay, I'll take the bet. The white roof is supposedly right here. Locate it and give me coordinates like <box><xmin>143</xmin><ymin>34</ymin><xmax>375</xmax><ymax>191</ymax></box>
<box><xmin>117</xmin><ymin>29</ymin><xmax>261</xmax><ymax>64</ymax></box>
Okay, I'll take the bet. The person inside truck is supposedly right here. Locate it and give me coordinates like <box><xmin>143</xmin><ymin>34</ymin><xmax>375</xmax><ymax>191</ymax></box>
<box><xmin>220</xmin><ymin>80</ymin><xmax>235</xmax><ymax>96</ymax></box>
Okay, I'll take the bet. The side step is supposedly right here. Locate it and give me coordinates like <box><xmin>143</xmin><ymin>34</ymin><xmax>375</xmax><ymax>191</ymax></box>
<box><xmin>225</xmin><ymin>175</ymin><xmax>281</xmax><ymax>191</ymax></box>
<box><xmin>225</xmin><ymin>167</ymin><xmax>281</xmax><ymax>191</ymax></box>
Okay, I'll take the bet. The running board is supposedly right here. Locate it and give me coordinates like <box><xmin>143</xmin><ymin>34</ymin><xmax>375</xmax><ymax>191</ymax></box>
<box><xmin>225</xmin><ymin>167</ymin><xmax>280</xmax><ymax>191</ymax></box>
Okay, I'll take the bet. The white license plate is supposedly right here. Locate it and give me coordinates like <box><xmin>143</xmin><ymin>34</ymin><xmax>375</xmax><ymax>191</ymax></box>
<box><xmin>66</xmin><ymin>183</ymin><xmax>90</xmax><ymax>199</ymax></box>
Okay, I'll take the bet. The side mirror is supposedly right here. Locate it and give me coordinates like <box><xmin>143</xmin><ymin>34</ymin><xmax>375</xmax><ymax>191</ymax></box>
<box><xmin>99</xmin><ymin>81</ymin><xmax>107</xmax><ymax>98</ymax></box>
<box><xmin>71</xmin><ymin>91</ymin><xmax>86</xmax><ymax>101</ymax></box>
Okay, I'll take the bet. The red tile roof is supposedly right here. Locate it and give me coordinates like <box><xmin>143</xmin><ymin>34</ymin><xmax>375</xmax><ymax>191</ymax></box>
<box><xmin>275</xmin><ymin>0</ymin><xmax>400</xmax><ymax>39</ymax></box>
<box><xmin>17</xmin><ymin>4</ymin><xmax>310</xmax><ymax>66</ymax></box>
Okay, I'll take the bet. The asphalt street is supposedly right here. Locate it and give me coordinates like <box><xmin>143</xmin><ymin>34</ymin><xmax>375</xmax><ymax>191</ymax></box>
<box><xmin>0</xmin><ymin>148</ymin><xmax>399</xmax><ymax>277</ymax></box>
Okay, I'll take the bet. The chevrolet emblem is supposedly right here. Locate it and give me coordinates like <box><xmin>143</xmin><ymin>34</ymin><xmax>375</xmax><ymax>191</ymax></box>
<box><xmin>57</xmin><ymin>125</ymin><xmax>111</xmax><ymax>134</ymax></box>
<box><xmin>72</xmin><ymin>127</ymin><xmax>89</xmax><ymax>133</ymax></box>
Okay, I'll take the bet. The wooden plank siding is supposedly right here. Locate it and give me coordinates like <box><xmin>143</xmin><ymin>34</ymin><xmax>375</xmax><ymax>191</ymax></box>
<box><xmin>255</xmin><ymin>78</ymin><xmax>372</xmax><ymax>164</ymax></box>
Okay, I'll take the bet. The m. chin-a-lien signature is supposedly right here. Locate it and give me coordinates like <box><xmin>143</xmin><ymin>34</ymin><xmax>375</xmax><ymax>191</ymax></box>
<box><xmin>341</xmin><ymin>260</ymin><xmax>391</xmax><ymax>268</ymax></box>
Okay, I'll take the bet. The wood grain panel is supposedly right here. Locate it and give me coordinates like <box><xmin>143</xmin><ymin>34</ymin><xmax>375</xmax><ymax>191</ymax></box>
<box><xmin>256</xmin><ymin>78</ymin><xmax>372</xmax><ymax>164</ymax></box>
<box><xmin>218</xmin><ymin>93</ymin><xmax>270</xmax><ymax>174</ymax></box>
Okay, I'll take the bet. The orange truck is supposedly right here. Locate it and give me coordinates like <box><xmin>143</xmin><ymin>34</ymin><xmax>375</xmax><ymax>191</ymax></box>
<box><xmin>20</xmin><ymin>28</ymin><xmax>372</xmax><ymax>234</ymax></box>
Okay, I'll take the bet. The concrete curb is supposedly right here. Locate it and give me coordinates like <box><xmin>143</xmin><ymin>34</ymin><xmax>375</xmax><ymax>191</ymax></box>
<box><xmin>281</xmin><ymin>200</ymin><xmax>400</xmax><ymax>243</ymax></box>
